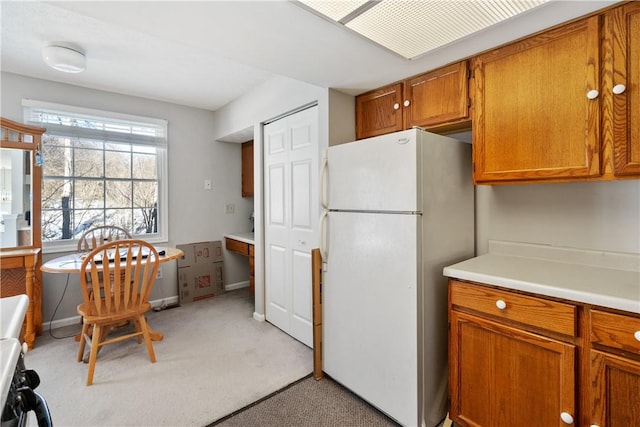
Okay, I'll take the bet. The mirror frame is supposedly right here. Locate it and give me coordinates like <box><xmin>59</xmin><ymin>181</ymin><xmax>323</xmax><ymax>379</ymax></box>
<box><xmin>0</xmin><ymin>117</ymin><xmax>45</xmax><ymax>251</ymax></box>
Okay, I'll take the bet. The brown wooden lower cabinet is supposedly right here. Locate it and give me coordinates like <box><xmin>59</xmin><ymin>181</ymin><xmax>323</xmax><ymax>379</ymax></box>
<box><xmin>448</xmin><ymin>279</ymin><xmax>640</xmax><ymax>427</ymax></box>
<box><xmin>590</xmin><ymin>350</ymin><xmax>640</xmax><ymax>426</ymax></box>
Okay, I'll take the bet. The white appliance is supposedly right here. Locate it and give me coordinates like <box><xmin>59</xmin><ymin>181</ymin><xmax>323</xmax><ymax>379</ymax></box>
<box><xmin>320</xmin><ymin>128</ymin><xmax>474</xmax><ymax>427</ymax></box>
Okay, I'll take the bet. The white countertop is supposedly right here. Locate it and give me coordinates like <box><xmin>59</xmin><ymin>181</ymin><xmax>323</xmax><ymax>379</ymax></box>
<box><xmin>224</xmin><ymin>232</ymin><xmax>255</xmax><ymax>245</ymax></box>
<box><xmin>0</xmin><ymin>294</ymin><xmax>29</xmax><ymax>340</ymax></box>
<box><xmin>1</xmin><ymin>338</ymin><xmax>21</xmax><ymax>410</ymax></box>
<box><xmin>443</xmin><ymin>241</ymin><xmax>640</xmax><ymax>314</ymax></box>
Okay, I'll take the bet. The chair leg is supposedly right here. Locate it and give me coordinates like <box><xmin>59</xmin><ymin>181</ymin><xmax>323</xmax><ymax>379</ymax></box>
<box><xmin>77</xmin><ymin>322</ymin><xmax>90</xmax><ymax>362</ymax></box>
<box><xmin>133</xmin><ymin>319</ymin><xmax>143</xmax><ymax>344</ymax></box>
<box><xmin>86</xmin><ymin>324</ymin><xmax>102</xmax><ymax>386</ymax></box>
<box><xmin>138</xmin><ymin>315</ymin><xmax>156</xmax><ymax>363</ymax></box>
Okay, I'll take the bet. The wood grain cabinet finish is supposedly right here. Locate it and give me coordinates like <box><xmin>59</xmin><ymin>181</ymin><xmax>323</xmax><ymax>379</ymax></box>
<box><xmin>355</xmin><ymin>61</ymin><xmax>471</xmax><ymax>140</ymax></box>
<box><xmin>449</xmin><ymin>279</ymin><xmax>640</xmax><ymax>427</ymax></box>
<box><xmin>404</xmin><ymin>61</ymin><xmax>470</xmax><ymax>131</ymax></box>
<box><xmin>449</xmin><ymin>280</ymin><xmax>576</xmax><ymax>427</ymax></box>
<box><xmin>606</xmin><ymin>2</ymin><xmax>640</xmax><ymax>177</ymax></box>
<box><xmin>589</xmin><ymin>309</ymin><xmax>640</xmax><ymax>427</ymax></box>
<box><xmin>241</xmin><ymin>140</ymin><xmax>254</xmax><ymax>197</ymax></box>
<box><xmin>355</xmin><ymin>83</ymin><xmax>404</xmax><ymax>140</ymax></box>
<box><xmin>472</xmin><ymin>2</ymin><xmax>640</xmax><ymax>184</ymax></box>
<box><xmin>472</xmin><ymin>16</ymin><xmax>601</xmax><ymax>183</ymax></box>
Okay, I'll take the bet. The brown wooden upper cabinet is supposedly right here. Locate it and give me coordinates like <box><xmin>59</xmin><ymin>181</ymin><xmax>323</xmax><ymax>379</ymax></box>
<box><xmin>241</xmin><ymin>140</ymin><xmax>253</xmax><ymax>197</ymax></box>
<box><xmin>356</xmin><ymin>83</ymin><xmax>404</xmax><ymax>140</ymax></box>
<box><xmin>472</xmin><ymin>2</ymin><xmax>640</xmax><ymax>184</ymax></box>
<box><xmin>607</xmin><ymin>2</ymin><xmax>640</xmax><ymax>177</ymax></box>
<box><xmin>355</xmin><ymin>61</ymin><xmax>471</xmax><ymax>140</ymax></box>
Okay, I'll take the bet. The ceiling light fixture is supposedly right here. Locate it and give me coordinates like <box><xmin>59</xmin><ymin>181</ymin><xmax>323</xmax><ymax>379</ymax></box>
<box><xmin>298</xmin><ymin>0</ymin><xmax>550</xmax><ymax>60</ymax></box>
<box><xmin>42</xmin><ymin>44</ymin><xmax>86</xmax><ymax>73</ymax></box>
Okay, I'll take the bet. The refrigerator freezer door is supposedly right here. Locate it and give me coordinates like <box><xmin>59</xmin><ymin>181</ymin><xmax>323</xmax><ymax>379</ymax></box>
<box><xmin>327</xmin><ymin>129</ymin><xmax>419</xmax><ymax>212</ymax></box>
<box><xmin>323</xmin><ymin>211</ymin><xmax>418</xmax><ymax>426</ymax></box>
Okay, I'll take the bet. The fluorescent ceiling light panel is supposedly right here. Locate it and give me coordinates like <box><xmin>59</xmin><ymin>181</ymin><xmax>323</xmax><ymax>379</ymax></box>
<box><xmin>298</xmin><ymin>0</ymin><xmax>549</xmax><ymax>59</ymax></box>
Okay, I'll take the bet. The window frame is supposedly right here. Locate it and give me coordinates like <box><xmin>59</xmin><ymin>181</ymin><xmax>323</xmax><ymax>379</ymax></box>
<box><xmin>23</xmin><ymin>99</ymin><xmax>169</xmax><ymax>254</ymax></box>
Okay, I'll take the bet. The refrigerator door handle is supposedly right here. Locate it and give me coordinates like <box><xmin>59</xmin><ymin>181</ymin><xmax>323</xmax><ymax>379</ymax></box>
<box><xmin>319</xmin><ymin>209</ymin><xmax>328</xmax><ymax>261</ymax></box>
<box><xmin>320</xmin><ymin>156</ymin><xmax>328</xmax><ymax>210</ymax></box>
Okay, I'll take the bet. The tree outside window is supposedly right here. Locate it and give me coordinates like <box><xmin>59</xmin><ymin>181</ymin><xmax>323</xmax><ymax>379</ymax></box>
<box><xmin>24</xmin><ymin>100</ymin><xmax>167</xmax><ymax>247</ymax></box>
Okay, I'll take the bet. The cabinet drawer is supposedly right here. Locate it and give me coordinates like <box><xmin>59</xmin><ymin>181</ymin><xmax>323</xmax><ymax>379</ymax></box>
<box><xmin>591</xmin><ymin>309</ymin><xmax>640</xmax><ymax>355</ymax></box>
<box><xmin>450</xmin><ymin>280</ymin><xmax>577</xmax><ymax>336</ymax></box>
<box><xmin>225</xmin><ymin>238</ymin><xmax>249</xmax><ymax>255</ymax></box>
<box><xmin>0</xmin><ymin>256</ymin><xmax>26</xmax><ymax>269</ymax></box>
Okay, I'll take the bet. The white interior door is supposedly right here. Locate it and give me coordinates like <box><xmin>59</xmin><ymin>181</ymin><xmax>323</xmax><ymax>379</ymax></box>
<box><xmin>264</xmin><ymin>105</ymin><xmax>319</xmax><ymax>347</ymax></box>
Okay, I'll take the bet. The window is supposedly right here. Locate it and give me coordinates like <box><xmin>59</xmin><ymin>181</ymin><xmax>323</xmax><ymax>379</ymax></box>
<box><xmin>23</xmin><ymin>100</ymin><xmax>168</xmax><ymax>252</ymax></box>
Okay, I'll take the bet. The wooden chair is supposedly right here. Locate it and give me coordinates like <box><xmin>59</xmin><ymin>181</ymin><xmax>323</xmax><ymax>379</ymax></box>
<box><xmin>77</xmin><ymin>225</ymin><xmax>132</xmax><ymax>252</ymax></box>
<box><xmin>76</xmin><ymin>239</ymin><xmax>159</xmax><ymax>385</ymax></box>
<box><xmin>75</xmin><ymin>225</ymin><xmax>133</xmax><ymax>342</ymax></box>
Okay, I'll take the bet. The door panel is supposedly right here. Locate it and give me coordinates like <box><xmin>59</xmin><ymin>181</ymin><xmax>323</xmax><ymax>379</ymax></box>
<box><xmin>323</xmin><ymin>210</ymin><xmax>419</xmax><ymax>426</ymax></box>
<box><xmin>267</xmin><ymin>244</ymin><xmax>287</xmax><ymax>313</ymax></box>
<box><xmin>264</xmin><ymin>106</ymin><xmax>318</xmax><ymax>348</ymax></box>
<box><xmin>268</xmin><ymin>164</ymin><xmax>286</xmax><ymax>226</ymax></box>
<box><xmin>291</xmin><ymin>249</ymin><xmax>312</xmax><ymax>344</ymax></box>
<box><xmin>291</xmin><ymin>160</ymin><xmax>312</xmax><ymax>229</ymax></box>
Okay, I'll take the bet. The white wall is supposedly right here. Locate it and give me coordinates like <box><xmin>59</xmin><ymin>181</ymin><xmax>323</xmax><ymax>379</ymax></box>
<box><xmin>1</xmin><ymin>72</ymin><xmax>253</xmax><ymax>325</ymax></box>
<box><xmin>476</xmin><ymin>180</ymin><xmax>640</xmax><ymax>255</ymax></box>
<box><xmin>211</xmin><ymin>75</ymin><xmax>355</xmax><ymax>319</ymax></box>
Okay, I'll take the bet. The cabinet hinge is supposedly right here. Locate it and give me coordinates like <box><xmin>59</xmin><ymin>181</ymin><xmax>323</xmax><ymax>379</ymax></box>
<box><xmin>467</xmin><ymin>98</ymin><xmax>472</xmax><ymax>108</ymax></box>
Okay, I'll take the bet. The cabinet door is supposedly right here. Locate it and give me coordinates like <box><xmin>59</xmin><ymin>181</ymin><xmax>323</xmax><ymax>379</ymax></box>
<box><xmin>241</xmin><ymin>140</ymin><xmax>254</xmax><ymax>197</ymax></box>
<box><xmin>404</xmin><ymin>61</ymin><xmax>470</xmax><ymax>129</ymax></box>
<box><xmin>450</xmin><ymin>311</ymin><xmax>576</xmax><ymax>427</ymax></box>
<box><xmin>590</xmin><ymin>350</ymin><xmax>640</xmax><ymax>427</ymax></box>
<box><xmin>608</xmin><ymin>2</ymin><xmax>640</xmax><ymax>176</ymax></box>
<box><xmin>355</xmin><ymin>83</ymin><xmax>403</xmax><ymax>140</ymax></box>
<box><xmin>472</xmin><ymin>16</ymin><xmax>601</xmax><ymax>183</ymax></box>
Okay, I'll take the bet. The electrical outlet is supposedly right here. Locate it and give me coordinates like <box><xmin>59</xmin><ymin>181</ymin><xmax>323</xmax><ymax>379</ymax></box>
<box><xmin>225</xmin><ymin>203</ymin><xmax>235</xmax><ymax>214</ymax></box>
<box><xmin>156</xmin><ymin>267</ymin><xmax>163</xmax><ymax>279</ymax></box>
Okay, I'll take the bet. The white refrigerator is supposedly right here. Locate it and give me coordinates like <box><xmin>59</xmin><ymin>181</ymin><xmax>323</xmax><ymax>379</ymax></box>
<box><xmin>320</xmin><ymin>128</ymin><xmax>474</xmax><ymax>427</ymax></box>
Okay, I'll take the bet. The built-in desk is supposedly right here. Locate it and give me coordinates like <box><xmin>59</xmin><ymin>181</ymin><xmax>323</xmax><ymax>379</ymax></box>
<box><xmin>224</xmin><ymin>233</ymin><xmax>254</xmax><ymax>294</ymax></box>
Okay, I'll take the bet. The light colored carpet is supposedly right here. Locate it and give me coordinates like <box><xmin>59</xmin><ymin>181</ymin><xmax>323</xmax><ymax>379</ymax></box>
<box><xmin>24</xmin><ymin>288</ymin><xmax>313</xmax><ymax>426</ymax></box>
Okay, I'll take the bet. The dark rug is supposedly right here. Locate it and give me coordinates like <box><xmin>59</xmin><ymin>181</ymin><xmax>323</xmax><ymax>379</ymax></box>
<box><xmin>209</xmin><ymin>374</ymin><xmax>401</xmax><ymax>427</ymax></box>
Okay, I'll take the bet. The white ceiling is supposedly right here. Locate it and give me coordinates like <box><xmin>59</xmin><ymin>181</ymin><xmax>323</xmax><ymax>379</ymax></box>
<box><xmin>1</xmin><ymin>1</ymin><xmax>617</xmax><ymax>112</ymax></box>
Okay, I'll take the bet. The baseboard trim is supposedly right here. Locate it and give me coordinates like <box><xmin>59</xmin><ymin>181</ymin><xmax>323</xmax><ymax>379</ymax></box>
<box><xmin>225</xmin><ymin>281</ymin><xmax>249</xmax><ymax>291</ymax></box>
<box><xmin>253</xmin><ymin>312</ymin><xmax>265</xmax><ymax>322</ymax></box>
<box><xmin>44</xmin><ymin>295</ymin><xmax>180</xmax><ymax>331</ymax></box>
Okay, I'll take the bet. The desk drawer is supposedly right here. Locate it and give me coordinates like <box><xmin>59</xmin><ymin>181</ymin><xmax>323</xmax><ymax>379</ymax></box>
<box><xmin>450</xmin><ymin>280</ymin><xmax>577</xmax><ymax>337</ymax></box>
<box><xmin>591</xmin><ymin>309</ymin><xmax>640</xmax><ymax>355</ymax></box>
<box><xmin>226</xmin><ymin>238</ymin><xmax>249</xmax><ymax>255</ymax></box>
